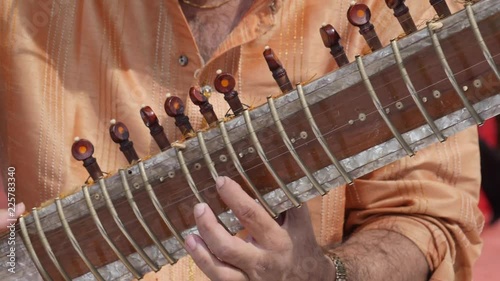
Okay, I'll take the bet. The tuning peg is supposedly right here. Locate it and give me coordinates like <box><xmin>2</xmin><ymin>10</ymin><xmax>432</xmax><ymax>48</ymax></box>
<box><xmin>319</xmin><ymin>23</ymin><xmax>349</xmax><ymax>67</ymax></box>
<box><xmin>263</xmin><ymin>46</ymin><xmax>294</xmax><ymax>94</ymax></box>
<box><xmin>214</xmin><ymin>70</ymin><xmax>244</xmax><ymax>116</ymax></box>
<box><xmin>140</xmin><ymin>105</ymin><xmax>171</xmax><ymax>151</ymax></box>
<box><xmin>429</xmin><ymin>0</ymin><xmax>451</xmax><ymax>18</ymax></box>
<box><xmin>164</xmin><ymin>94</ymin><xmax>195</xmax><ymax>138</ymax></box>
<box><xmin>109</xmin><ymin>119</ymin><xmax>140</xmax><ymax>164</ymax></box>
<box><xmin>385</xmin><ymin>0</ymin><xmax>417</xmax><ymax>34</ymax></box>
<box><xmin>189</xmin><ymin>86</ymin><xmax>218</xmax><ymax>127</ymax></box>
<box><xmin>72</xmin><ymin>137</ymin><xmax>103</xmax><ymax>181</ymax></box>
<box><xmin>347</xmin><ymin>2</ymin><xmax>383</xmax><ymax>52</ymax></box>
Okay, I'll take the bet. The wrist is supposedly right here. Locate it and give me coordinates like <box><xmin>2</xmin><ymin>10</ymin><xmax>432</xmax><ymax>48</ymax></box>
<box><xmin>324</xmin><ymin>252</ymin><xmax>347</xmax><ymax>281</ymax></box>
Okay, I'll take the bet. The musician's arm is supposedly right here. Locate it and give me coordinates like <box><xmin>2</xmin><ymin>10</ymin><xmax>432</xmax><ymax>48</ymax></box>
<box><xmin>341</xmin><ymin>127</ymin><xmax>483</xmax><ymax>281</ymax></box>
<box><xmin>326</xmin><ymin>228</ymin><xmax>428</xmax><ymax>281</ymax></box>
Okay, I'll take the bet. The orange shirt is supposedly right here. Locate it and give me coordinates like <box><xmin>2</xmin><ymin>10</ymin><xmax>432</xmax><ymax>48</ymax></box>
<box><xmin>0</xmin><ymin>0</ymin><xmax>483</xmax><ymax>280</ymax></box>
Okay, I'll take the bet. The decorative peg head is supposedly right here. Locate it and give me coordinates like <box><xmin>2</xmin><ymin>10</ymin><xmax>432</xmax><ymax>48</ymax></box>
<box><xmin>320</xmin><ymin>23</ymin><xmax>341</xmax><ymax>49</ymax></box>
<box><xmin>72</xmin><ymin>137</ymin><xmax>95</xmax><ymax>161</ymax></box>
<box><xmin>319</xmin><ymin>23</ymin><xmax>350</xmax><ymax>67</ymax></box>
<box><xmin>214</xmin><ymin>70</ymin><xmax>244</xmax><ymax>115</ymax></box>
<box><xmin>347</xmin><ymin>3</ymin><xmax>371</xmax><ymax>28</ymax></box>
<box><xmin>189</xmin><ymin>86</ymin><xmax>208</xmax><ymax>106</ymax></box>
<box><xmin>347</xmin><ymin>3</ymin><xmax>382</xmax><ymax>51</ymax></box>
<box><xmin>214</xmin><ymin>70</ymin><xmax>236</xmax><ymax>95</ymax></box>
<box><xmin>109</xmin><ymin>119</ymin><xmax>139</xmax><ymax>164</ymax></box>
<box><xmin>71</xmin><ymin>137</ymin><xmax>103</xmax><ymax>181</ymax></box>
<box><xmin>164</xmin><ymin>94</ymin><xmax>186</xmax><ymax>117</ymax></box>
<box><xmin>263</xmin><ymin>46</ymin><xmax>293</xmax><ymax>93</ymax></box>
<box><xmin>140</xmin><ymin>105</ymin><xmax>171</xmax><ymax>151</ymax></box>
<box><xmin>189</xmin><ymin>86</ymin><xmax>218</xmax><ymax>127</ymax></box>
<box><xmin>140</xmin><ymin>105</ymin><xmax>160</xmax><ymax>127</ymax></box>
<box><xmin>109</xmin><ymin>119</ymin><xmax>130</xmax><ymax>144</ymax></box>
<box><xmin>164</xmin><ymin>94</ymin><xmax>195</xmax><ymax>138</ymax></box>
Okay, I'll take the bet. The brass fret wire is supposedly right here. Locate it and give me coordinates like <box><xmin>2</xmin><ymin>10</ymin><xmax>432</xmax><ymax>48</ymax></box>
<box><xmin>465</xmin><ymin>4</ymin><xmax>500</xmax><ymax>80</ymax></box>
<box><xmin>97</xmin><ymin>178</ymin><xmax>159</xmax><ymax>272</ymax></box>
<box><xmin>138</xmin><ymin>161</ymin><xmax>186</xmax><ymax>247</ymax></box>
<box><xmin>19</xmin><ymin>216</ymin><xmax>53</xmax><ymax>281</ymax></box>
<box><xmin>355</xmin><ymin>55</ymin><xmax>415</xmax><ymax>157</ymax></box>
<box><xmin>296</xmin><ymin>84</ymin><xmax>353</xmax><ymax>185</ymax></box>
<box><xmin>32</xmin><ymin>208</ymin><xmax>71</xmax><ymax>280</ymax></box>
<box><xmin>267</xmin><ymin>96</ymin><xmax>326</xmax><ymax>195</ymax></box>
<box><xmin>119</xmin><ymin>169</ymin><xmax>176</xmax><ymax>265</ymax></box>
<box><xmin>176</xmin><ymin>147</ymin><xmax>233</xmax><ymax>234</ymax></box>
<box><xmin>390</xmin><ymin>39</ymin><xmax>446</xmax><ymax>142</ymax></box>
<box><xmin>242</xmin><ymin>110</ymin><xmax>301</xmax><ymax>207</ymax></box>
<box><xmin>83</xmin><ymin>185</ymin><xmax>142</xmax><ymax>279</ymax></box>
<box><xmin>218</xmin><ymin>120</ymin><xmax>277</xmax><ymax>217</ymax></box>
<box><xmin>55</xmin><ymin>198</ymin><xmax>105</xmax><ymax>281</ymax></box>
<box><xmin>197</xmin><ymin>131</ymin><xmax>219</xmax><ymax>181</ymax></box>
<box><xmin>427</xmin><ymin>22</ymin><xmax>484</xmax><ymax>125</ymax></box>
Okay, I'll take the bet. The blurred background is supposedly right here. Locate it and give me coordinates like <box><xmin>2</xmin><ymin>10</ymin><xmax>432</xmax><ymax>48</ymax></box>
<box><xmin>474</xmin><ymin>116</ymin><xmax>500</xmax><ymax>280</ymax></box>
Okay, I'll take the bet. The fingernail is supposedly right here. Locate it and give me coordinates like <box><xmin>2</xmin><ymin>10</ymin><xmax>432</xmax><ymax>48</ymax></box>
<box><xmin>194</xmin><ymin>203</ymin><xmax>206</xmax><ymax>218</ymax></box>
<box><xmin>185</xmin><ymin>235</ymin><xmax>197</xmax><ymax>251</ymax></box>
<box><xmin>215</xmin><ymin>176</ymin><xmax>225</xmax><ymax>189</ymax></box>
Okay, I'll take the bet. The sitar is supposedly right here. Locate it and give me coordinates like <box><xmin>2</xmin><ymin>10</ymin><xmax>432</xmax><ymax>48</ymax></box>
<box><xmin>1</xmin><ymin>0</ymin><xmax>499</xmax><ymax>280</ymax></box>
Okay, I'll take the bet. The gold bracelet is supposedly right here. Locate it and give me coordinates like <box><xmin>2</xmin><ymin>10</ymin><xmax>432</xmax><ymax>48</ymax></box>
<box><xmin>326</xmin><ymin>252</ymin><xmax>347</xmax><ymax>281</ymax></box>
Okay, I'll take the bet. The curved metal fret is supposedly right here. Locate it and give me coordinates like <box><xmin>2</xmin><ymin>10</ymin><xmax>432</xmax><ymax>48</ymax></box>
<box><xmin>427</xmin><ymin>22</ymin><xmax>484</xmax><ymax>125</ymax></box>
<box><xmin>82</xmin><ymin>185</ymin><xmax>141</xmax><ymax>279</ymax></box>
<box><xmin>138</xmin><ymin>161</ymin><xmax>185</xmax><ymax>247</ymax></box>
<box><xmin>218</xmin><ymin>121</ymin><xmax>277</xmax><ymax>217</ymax></box>
<box><xmin>197</xmin><ymin>132</ymin><xmax>219</xmax><ymax>181</ymax></box>
<box><xmin>32</xmin><ymin>208</ymin><xmax>71</xmax><ymax>281</ymax></box>
<box><xmin>55</xmin><ymin>198</ymin><xmax>105</xmax><ymax>281</ymax></box>
<box><xmin>296</xmin><ymin>84</ymin><xmax>353</xmax><ymax>185</ymax></box>
<box><xmin>19</xmin><ymin>216</ymin><xmax>53</xmax><ymax>281</ymax></box>
<box><xmin>97</xmin><ymin>178</ymin><xmax>159</xmax><ymax>272</ymax></box>
<box><xmin>390</xmin><ymin>39</ymin><xmax>446</xmax><ymax>142</ymax></box>
<box><xmin>119</xmin><ymin>169</ymin><xmax>176</xmax><ymax>265</ymax></box>
<box><xmin>267</xmin><ymin>96</ymin><xmax>326</xmax><ymax>196</ymax></box>
<box><xmin>465</xmin><ymin>4</ymin><xmax>500</xmax><ymax>79</ymax></box>
<box><xmin>355</xmin><ymin>55</ymin><xmax>415</xmax><ymax>156</ymax></box>
<box><xmin>242</xmin><ymin>110</ymin><xmax>301</xmax><ymax>207</ymax></box>
<box><xmin>175</xmin><ymin>147</ymin><xmax>232</xmax><ymax>234</ymax></box>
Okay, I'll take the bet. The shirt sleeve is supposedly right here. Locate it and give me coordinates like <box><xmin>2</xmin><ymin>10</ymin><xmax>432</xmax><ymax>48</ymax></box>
<box><xmin>344</xmin><ymin>126</ymin><xmax>484</xmax><ymax>280</ymax></box>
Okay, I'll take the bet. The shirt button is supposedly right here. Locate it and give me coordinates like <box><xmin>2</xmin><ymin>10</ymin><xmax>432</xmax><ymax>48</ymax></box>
<box><xmin>178</xmin><ymin>55</ymin><xmax>188</xmax><ymax>66</ymax></box>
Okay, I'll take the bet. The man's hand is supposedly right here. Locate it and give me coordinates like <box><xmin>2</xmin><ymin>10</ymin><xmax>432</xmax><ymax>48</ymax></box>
<box><xmin>185</xmin><ymin>176</ymin><xmax>334</xmax><ymax>281</ymax></box>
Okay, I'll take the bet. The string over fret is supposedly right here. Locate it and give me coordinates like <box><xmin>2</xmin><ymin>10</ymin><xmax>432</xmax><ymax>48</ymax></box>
<box><xmin>296</xmin><ymin>84</ymin><xmax>353</xmax><ymax>185</ymax></box>
<box><xmin>267</xmin><ymin>96</ymin><xmax>326</xmax><ymax>196</ymax></box>
<box><xmin>138</xmin><ymin>161</ymin><xmax>185</xmax><ymax>248</ymax></box>
<box><xmin>55</xmin><ymin>198</ymin><xmax>105</xmax><ymax>281</ymax></box>
<box><xmin>82</xmin><ymin>184</ymin><xmax>142</xmax><ymax>279</ymax></box>
<box><xmin>197</xmin><ymin>131</ymin><xmax>219</xmax><ymax>181</ymax></box>
<box><xmin>465</xmin><ymin>3</ymin><xmax>500</xmax><ymax>80</ymax></box>
<box><xmin>218</xmin><ymin>120</ymin><xmax>277</xmax><ymax>217</ymax></box>
<box><xmin>427</xmin><ymin>22</ymin><xmax>484</xmax><ymax>125</ymax></box>
<box><xmin>96</xmin><ymin>178</ymin><xmax>159</xmax><ymax>271</ymax></box>
<box><xmin>32</xmin><ymin>208</ymin><xmax>71</xmax><ymax>280</ymax></box>
<box><xmin>243</xmin><ymin>110</ymin><xmax>301</xmax><ymax>207</ymax></box>
<box><xmin>390</xmin><ymin>39</ymin><xmax>446</xmax><ymax>142</ymax></box>
<box><xmin>119</xmin><ymin>169</ymin><xmax>176</xmax><ymax>264</ymax></box>
<box><xmin>175</xmin><ymin>145</ymin><xmax>233</xmax><ymax>234</ymax></box>
<box><xmin>19</xmin><ymin>216</ymin><xmax>53</xmax><ymax>281</ymax></box>
<box><xmin>355</xmin><ymin>55</ymin><xmax>415</xmax><ymax>156</ymax></box>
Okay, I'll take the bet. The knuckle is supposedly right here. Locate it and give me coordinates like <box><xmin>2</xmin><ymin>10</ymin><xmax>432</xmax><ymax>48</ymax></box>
<box><xmin>213</xmin><ymin>243</ymin><xmax>234</xmax><ymax>260</ymax></box>
<box><xmin>236</xmin><ymin>205</ymin><xmax>257</xmax><ymax>224</ymax></box>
